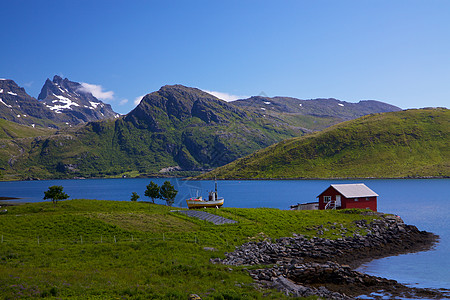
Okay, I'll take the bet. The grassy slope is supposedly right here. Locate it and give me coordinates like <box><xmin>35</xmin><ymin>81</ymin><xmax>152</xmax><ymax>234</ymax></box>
<box><xmin>0</xmin><ymin>117</ymin><xmax>185</xmax><ymax>180</ymax></box>
<box><xmin>0</xmin><ymin>119</ymin><xmax>55</xmax><ymax>139</ymax></box>
<box><xmin>0</xmin><ymin>119</ymin><xmax>57</xmax><ymax>180</ymax></box>
<box><xmin>199</xmin><ymin>108</ymin><xmax>450</xmax><ymax>179</ymax></box>
<box><xmin>268</xmin><ymin>112</ymin><xmax>340</xmax><ymax>131</ymax></box>
<box><xmin>0</xmin><ymin>200</ymin><xmax>378</xmax><ymax>299</ymax></box>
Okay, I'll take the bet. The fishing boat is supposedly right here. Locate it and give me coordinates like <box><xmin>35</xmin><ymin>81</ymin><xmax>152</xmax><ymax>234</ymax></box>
<box><xmin>186</xmin><ymin>181</ymin><xmax>224</xmax><ymax>209</ymax></box>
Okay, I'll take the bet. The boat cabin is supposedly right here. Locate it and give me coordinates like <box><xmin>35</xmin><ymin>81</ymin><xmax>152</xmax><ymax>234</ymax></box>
<box><xmin>290</xmin><ymin>202</ymin><xmax>319</xmax><ymax>210</ymax></box>
<box><xmin>317</xmin><ymin>183</ymin><xmax>378</xmax><ymax>211</ymax></box>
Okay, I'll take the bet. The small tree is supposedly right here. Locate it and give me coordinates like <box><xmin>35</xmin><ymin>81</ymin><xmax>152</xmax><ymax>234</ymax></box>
<box><xmin>145</xmin><ymin>181</ymin><xmax>160</xmax><ymax>204</ymax></box>
<box><xmin>130</xmin><ymin>192</ymin><xmax>140</xmax><ymax>202</ymax></box>
<box><xmin>43</xmin><ymin>185</ymin><xmax>69</xmax><ymax>205</ymax></box>
<box><xmin>159</xmin><ymin>181</ymin><xmax>178</xmax><ymax>206</ymax></box>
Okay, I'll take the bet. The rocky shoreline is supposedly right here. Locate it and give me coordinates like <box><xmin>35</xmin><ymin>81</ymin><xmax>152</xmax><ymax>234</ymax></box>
<box><xmin>212</xmin><ymin>212</ymin><xmax>448</xmax><ymax>299</ymax></box>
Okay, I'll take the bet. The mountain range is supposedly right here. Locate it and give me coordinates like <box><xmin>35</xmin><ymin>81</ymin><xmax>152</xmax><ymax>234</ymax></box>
<box><xmin>233</xmin><ymin>96</ymin><xmax>401</xmax><ymax>131</ymax></box>
<box><xmin>0</xmin><ymin>78</ymin><xmax>404</xmax><ymax>180</ymax></box>
<box><xmin>0</xmin><ymin>76</ymin><xmax>118</xmax><ymax>129</ymax></box>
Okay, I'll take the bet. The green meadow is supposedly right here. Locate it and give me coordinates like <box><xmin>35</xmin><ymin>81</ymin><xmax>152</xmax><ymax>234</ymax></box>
<box><xmin>0</xmin><ymin>200</ymin><xmax>378</xmax><ymax>299</ymax></box>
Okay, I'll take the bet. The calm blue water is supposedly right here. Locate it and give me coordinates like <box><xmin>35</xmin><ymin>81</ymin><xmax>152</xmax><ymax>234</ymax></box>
<box><xmin>1</xmin><ymin>178</ymin><xmax>449</xmax><ymax>291</ymax></box>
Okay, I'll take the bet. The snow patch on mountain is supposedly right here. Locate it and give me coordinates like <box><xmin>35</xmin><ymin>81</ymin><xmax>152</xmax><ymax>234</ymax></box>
<box><xmin>89</xmin><ymin>101</ymin><xmax>102</xmax><ymax>109</ymax></box>
<box><xmin>47</xmin><ymin>95</ymin><xmax>80</xmax><ymax>112</ymax></box>
<box><xmin>0</xmin><ymin>98</ymin><xmax>12</xmax><ymax>108</ymax></box>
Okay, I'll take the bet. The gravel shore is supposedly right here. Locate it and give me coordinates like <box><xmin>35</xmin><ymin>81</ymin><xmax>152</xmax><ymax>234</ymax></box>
<box><xmin>212</xmin><ymin>212</ymin><xmax>448</xmax><ymax>299</ymax></box>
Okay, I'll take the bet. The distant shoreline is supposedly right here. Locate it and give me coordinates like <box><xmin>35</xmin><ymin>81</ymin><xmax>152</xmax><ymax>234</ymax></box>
<box><xmin>0</xmin><ymin>196</ymin><xmax>21</xmax><ymax>200</ymax></box>
<box><xmin>1</xmin><ymin>175</ymin><xmax>448</xmax><ymax>182</ymax></box>
<box><xmin>0</xmin><ymin>197</ymin><xmax>23</xmax><ymax>207</ymax></box>
<box><xmin>190</xmin><ymin>175</ymin><xmax>449</xmax><ymax>181</ymax></box>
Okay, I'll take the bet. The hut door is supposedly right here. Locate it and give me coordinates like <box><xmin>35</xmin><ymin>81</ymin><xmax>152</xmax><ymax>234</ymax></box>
<box><xmin>336</xmin><ymin>195</ymin><xmax>341</xmax><ymax>208</ymax></box>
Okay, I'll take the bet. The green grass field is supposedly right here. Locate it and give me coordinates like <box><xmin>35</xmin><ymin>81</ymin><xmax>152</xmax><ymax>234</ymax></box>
<box><xmin>0</xmin><ymin>200</ymin><xmax>378</xmax><ymax>299</ymax></box>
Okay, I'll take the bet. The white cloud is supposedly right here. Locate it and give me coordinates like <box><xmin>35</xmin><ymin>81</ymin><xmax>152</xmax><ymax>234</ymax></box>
<box><xmin>134</xmin><ymin>94</ymin><xmax>146</xmax><ymax>106</ymax></box>
<box><xmin>202</xmin><ymin>90</ymin><xmax>248</xmax><ymax>102</ymax></box>
<box><xmin>79</xmin><ymin>82</ymin><xmax>114</xmax><ymax>101</ymax></box>
<box><xmin>119</xmin><ymin>99</ymin><xmax>129</xmax><ymax>105</ymax></box>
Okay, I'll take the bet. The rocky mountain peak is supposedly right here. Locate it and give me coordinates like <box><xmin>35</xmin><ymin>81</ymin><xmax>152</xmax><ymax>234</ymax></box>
<box><xmin>126</xmin><ymin>84</ymin><xmax>245</xmax><ymax>131</ymax></box>
<box><xmin>38</xmin><ymin>75</ymin><xmax>118</xmax><ymax>124</ymax></box>
<box><xmin>52</xmin><ymin>75</ymin><xmax>63</xmax><ymax>82</ymax></box>
<box><xmin>159</xmin><ymin>84</ymin><xmax>218</xmax><ymax>99</ymax></box>
<box><xmin>0</xmin><ymin>79</ymin><xmax>27</xmax><ymax>95</ymax></box>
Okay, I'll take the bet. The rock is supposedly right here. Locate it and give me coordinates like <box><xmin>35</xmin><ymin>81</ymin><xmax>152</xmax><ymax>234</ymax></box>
<box><xmin>203</xmin><ymin>247</ymin><xmax>216</xmax><ymax>251</ymax></box>
<box><xmin>216</xmin><ymin>214</ymin><xmax>440</xmax><ymax>299</ymax></box>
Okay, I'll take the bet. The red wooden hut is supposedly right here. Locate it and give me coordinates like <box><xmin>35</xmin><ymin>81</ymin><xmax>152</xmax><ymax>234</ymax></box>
<box><xmin>317</xmin><ymin>183</ymin><xmax>378</xmax><ymax>211</ymax></box>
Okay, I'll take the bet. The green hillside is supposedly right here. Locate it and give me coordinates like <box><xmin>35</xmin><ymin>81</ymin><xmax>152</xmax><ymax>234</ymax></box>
<box><xmin>0</xmin><ymin>120</ymin><xmax>57</xmax><ymax>180</ymax></box>
<box><xmin>199</xmin><ymin>108</ymin><xmax>450</xmax><ymax>179</ymax></box>
<box><xmin>0</xmin><ymin>119</ymin><xmax>56</xmax><ymax>139</ymax></box>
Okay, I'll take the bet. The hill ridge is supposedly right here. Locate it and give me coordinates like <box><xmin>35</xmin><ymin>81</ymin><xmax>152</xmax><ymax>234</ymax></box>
<box><xmin>198</xmin><ymin>108</ymin><xmax>450</xmax><ymax>179</ymax></box>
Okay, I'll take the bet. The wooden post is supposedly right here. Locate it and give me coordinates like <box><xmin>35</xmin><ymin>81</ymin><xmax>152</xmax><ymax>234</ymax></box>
<box><xmin>163</xmin><ymin>233</ymin><xmax>165</xmax><ymax>241</ymax></box>
<box><xmin>114</xmin><ymin>236</ymin><xmax>116</xmax><ymax>243</ymax></box>
<box><xmin>80</xmin><ymin>236</ymin><xmax>83</xmax><ymax>244</ymax></box>
<box><xmin>37</xmin><ymin>236</ymin><xmax>40</xmax><ymax>245</ymax></box>
<box><xmin>101</xmin><ymin>235</ymin><xmax>103</xmax><ymax>243</ymax></box>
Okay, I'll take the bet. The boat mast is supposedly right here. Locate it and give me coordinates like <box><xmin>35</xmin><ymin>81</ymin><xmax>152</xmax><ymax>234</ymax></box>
<box><xmin>215</xmin><ymin>176</ymin><xmax>218</xmax><ymax>194</ymax></box>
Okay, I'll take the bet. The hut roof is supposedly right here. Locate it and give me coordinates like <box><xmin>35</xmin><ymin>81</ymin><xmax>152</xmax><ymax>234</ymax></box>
<box><xmin>319</xmin><ymin>183</ymin><xmax>379</xmax><ymax>198</ymax></box>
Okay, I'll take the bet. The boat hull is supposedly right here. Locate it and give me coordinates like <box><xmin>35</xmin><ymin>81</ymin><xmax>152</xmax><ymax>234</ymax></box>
<box><xmin>186</xmin><ymin>198</ymin><xmax>224</xmax><ymax>209</ymax></box>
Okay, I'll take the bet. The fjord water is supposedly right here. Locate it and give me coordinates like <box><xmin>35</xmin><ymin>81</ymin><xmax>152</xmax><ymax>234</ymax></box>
<box><xmin>1</xmin><ymin>178</ymin><xmax>449</xmax><ymax>290</ymax></box>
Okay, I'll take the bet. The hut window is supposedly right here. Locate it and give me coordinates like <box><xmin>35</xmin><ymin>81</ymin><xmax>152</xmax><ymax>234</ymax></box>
<box><xmin>324</xmin><ymin>196</ymin><xmax>331</xmax><ymax>203</ymax></box>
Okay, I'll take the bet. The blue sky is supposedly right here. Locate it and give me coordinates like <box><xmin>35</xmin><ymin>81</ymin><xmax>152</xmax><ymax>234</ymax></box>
<box><xmin>1</xmin><ymin>0</ymin><xmax>449</xmax><ymax>114</ymax></box>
